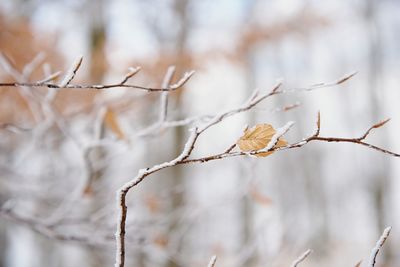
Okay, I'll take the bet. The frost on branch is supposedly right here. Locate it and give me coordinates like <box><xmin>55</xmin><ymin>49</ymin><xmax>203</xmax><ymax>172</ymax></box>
<box><xmin>1</xmin><ymin>54</ymin><xmax>399</xmax><ymax>267</ymax></box>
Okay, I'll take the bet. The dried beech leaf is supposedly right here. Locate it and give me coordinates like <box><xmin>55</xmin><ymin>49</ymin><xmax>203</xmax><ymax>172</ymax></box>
<box><xmin>237</xmin><ymin>124</ymin><xmax>287</xmax><ymax>157</ymax></box>
<box><xmin>256</xmin><ymin>138</ymin><xmax>287</xmax><ymax>157</ymax></box>
<box><xmin>104</xmin><ymin>109</ymin><xmax>124</xmax><ymax>139</ymax></box>
<box><xmin>237</xmin><ymin>124</ymin><xmax>275</xmax><ymax>151</ymax></box>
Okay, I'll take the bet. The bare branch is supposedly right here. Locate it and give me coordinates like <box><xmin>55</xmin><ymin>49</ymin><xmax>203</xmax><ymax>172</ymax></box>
<box><xmin>169</xmin><ymin>70</ymin><xmax>195</xmax><ymax>89</ymax></box>
<box><xmin>0</xmin><ymin>56</ymin><xmax>394</xmax><ymax>267</ymax></box>
<box><xmin>306</xmin><ymin>119</ymin><xmax>399</xmax><ymax>157</ymax></box>
<box><xmin>368</xmin><ymin>227</ymin><xmax>392</xmax><ymax>267</ymax></box>
<box><xmin>115</xmin><ymin>127</ymin><xmax>199</xmax><ymax>267</ymax></box>
<box><xmin>120</xmin><ymin>67</ymin><xmax>141</xmax><ymax>85</ymax></box>
<box><xmin>114</xmin><ymin>83</ymin><xmax>287</xmax><ymax>266</ymax></box>
<box><xmin>336</xmin><ymin>71</ymin><xmax>358</xmax><ymax>84</ymax></box>
<box><xmin>135</xmin><ymin>80</ymin><xmax>278</xmax><ymax>139</ymax></box>
<box><xmin>223</xmin><ymin>143</ymin><xmax>237</xmax><ymax>154</ymax></box>
<box><xmin>282</xmin><ymin>72</ymin><xmax>357</xmax><ymax>93</ymax></box>
<box><xmin>113</xmin><ymin>71</ymin><xmax>399</xmax><ymax>266</ymax></box>
<box><xmin>358</xmin><ymin>118</ymin><xmax>390</xmax><ymax>141</ymax></box>
<box><xmin>180</xmin><ymin>116</ymin><xmax>400</xmax><ymax>164</ymax></box>
<box><xmin>290</xmin><ymin>249</ymin><xmax>312</xmax><ymax>267</ymax></box>
<box><xmin>0</xmin><ymin>67</ymin><xmax>195</xmax><ymax>92</ymax></box>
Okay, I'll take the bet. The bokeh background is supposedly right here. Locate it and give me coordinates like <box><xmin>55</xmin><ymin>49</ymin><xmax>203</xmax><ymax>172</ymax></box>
<box><xmin>0</xmin><ymin>0</ymin><xmax>400</xmax><ymax>266</ymax></box>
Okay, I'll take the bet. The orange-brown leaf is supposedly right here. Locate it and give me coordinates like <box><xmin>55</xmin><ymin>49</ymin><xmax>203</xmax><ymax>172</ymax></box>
<box><xmin>237</xmin><ymin>124</ymin><xmax>287</xmax><ymax>157</ymax></box>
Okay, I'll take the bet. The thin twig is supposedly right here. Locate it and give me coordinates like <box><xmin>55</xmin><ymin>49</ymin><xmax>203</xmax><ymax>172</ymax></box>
<box><xmin>120</xmin><ymin>67</ymin><xmax>141</xmax><ymax>85</ymax></box>
<box><xmin>59</xmin><ymin>56</ymin><xmax>83</xmax><ymax>87</ymax></box>
<box><xmin>169</xmin><ymin>70</ymin><xmax>195</xmax><ymax>89</ymax></box>
<box><xmin>0</xmin><ymin>81</ymin><xmax>190</xmax><ymax>91</ymax></box>
<box><xmin>115</xmin><ymin>83</ymin><xmax>284</xmax><ymax>267</ymax></box>
<box><xmin>368</xmin><ymin>226</ymin><xmax>392</xmax><ymax>267</ymax></box>
<box><xmin>113</xmin><ymin>76</ymin><xmax>399</xmax><ymax>267</ymax></box>
<box><xmin>0</xmin><ymin>58</ymin><xmax>194</xmax><ymax>92</ymax></box>
<box><xmin>115</xmin><ymin>128</ymin><xmax>199</xmax><ymax>267</ymax></box>
<box><xmin>290</xmin><ymin>249</ymin><xmax>312</xmax><ymax>267</ymax></box>
<box><xmin>134</xmin><ymin>72</ymin><xmax>354</xmax><ymax>138</ymax></box>
<box><xmin>207</xmin><ymin>255</ymin><xmax>217</xmax><ymax>267</ymax></box>
<box><xmin>180</xmin><ymin>115</ymin><xmax>400</xmax><ymax>163</ymax></box>
<box><xmin>357</xmin><ymin>118</ymin><xmax>390</xmax><ymax>141</ymax></box>
<box><xmin>283</xmin><ymin>72</ymin><xmax>358</xmax><ymax>93</ymax></box>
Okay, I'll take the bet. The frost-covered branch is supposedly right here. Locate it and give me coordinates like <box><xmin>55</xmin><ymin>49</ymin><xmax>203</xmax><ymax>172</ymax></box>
<box><xmin>207</xmin><ymin>255</ymin><xmax>217</xmax><ymax>267</ymax></box>
<box><xmin>0</xmin><ymin>56</ymin><xmax>195</xmax><ymax>92</ymax></box>
<box><xmin>58</xmin><ymin>55</ymin><xmax>83</xmax><ymax>87</ymax></box>
<box><xmin>133</xmin><ymin>73</ymin><xmax>357</xmax><ymax>139</ymax></box>
<box><xmin>119</xmin><ymin>66</ymin><xmax>141</xmax><ymax>85</ymax></box>
<box><xmin>368</xmin><ymin>227</ymin><xmax>391</xmax><ymax>267</ymax></box>
<box><xmin>177</xmin><ymin>113</ymin><xmax>400</xmax><ymax>164</ymax></box>
<box><xmin>113</xmin><ymin>73</ymin><xmax>400</xmax><ymax>267</ymax></box>
<box><xmin>114</xmin><ymin>82</ymin><xmax>287</xmax><ymax>266</ymax></box>
<box><xmin>290</xmin><ymin>249</ymin><xmax>312</xmax><ymax>267</ymax></box>
<box><xmin>301</xmin><ymin>115</ymin><xmax>400</xmax><ymax>157</ymax></box>
<box><xmin>2</xmin><ymin>55</ymin><xmax>397</xmax><ymax>267</ymax></box>
<box><xmin>282</xmin><ymin>72</ymin><xmax>357</xmax><ymax>93</ymax></box>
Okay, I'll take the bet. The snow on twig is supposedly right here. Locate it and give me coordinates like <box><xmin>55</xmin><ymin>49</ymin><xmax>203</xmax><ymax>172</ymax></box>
<box><xmin>207</xmin><ymin>255</ymin><xmax>217</xmax><ymax>267</ymax></box>
<box><xmin>368</xmin><ymin>227</ymin><xmax>391</xmax><ymax>267</ymax></box>
<box><xmin>290</xmin><ymin>249</ymin><xmax>312</xmax><ymax>267</ymax></box>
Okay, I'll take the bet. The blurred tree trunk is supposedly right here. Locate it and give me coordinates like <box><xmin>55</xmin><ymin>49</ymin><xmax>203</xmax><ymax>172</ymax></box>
<box><xmin>167</xmin><ymin>2</ymin><xmax>190</xmax><ymax>267</ymax></box>
<box><xmin>239</xmin><ymin>53</ymin><xmax>257</xmax><ymax>267</ymax></box>
<box><xmin>363</xmin><ymin>0</ymin><xmax>392</xmax><ymax>264</ymax></box>
<box><xmin>79</xmin><ymin>0</ymin><xmax>109</xmax><ymax>266</ymax></box>
<box><xmin>236</xmin><ymin>0</ymin><xmax>258</xmax><ymax>267</ymax></box>
<box><xmin>239</xmin><ymin>2</ymin><xmax>258</xmax><ymax>264</ymax></box>
<box><xmin>139</xmin><ymin>1</ymin><xmax>191</xmax><ymax>266</ymax></box>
